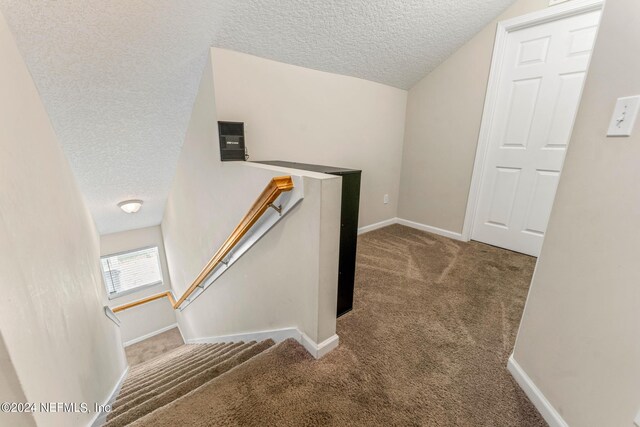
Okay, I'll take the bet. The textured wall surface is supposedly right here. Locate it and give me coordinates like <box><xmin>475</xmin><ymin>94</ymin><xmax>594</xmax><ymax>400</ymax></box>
<box><xmin>0</xmin><ymin>9</ymin><xmax>127</xmax><ymax>426</ymax></box>
<box><xmin>398</xmin><ymin>0</ymin><xmax>548</xmax><ymax>233</ymax></box>
<box><xmin>211</xmin><ymin>48</ymin><xmax>407</xmax><ymax>228</ymax></box>
<box><xmin>163</xmin><ymin>54</ymin><xmax>340</xmax><ymax>345</ymax></box>
<box><xmin>513</xmin><ymin>1</ymin><xmax>640</xmax><ymax>425</ymax></box>
<box><xmin>0</xmin><ymin>0</ymin><xmax>516</xmax><ymax>234</ymax></box>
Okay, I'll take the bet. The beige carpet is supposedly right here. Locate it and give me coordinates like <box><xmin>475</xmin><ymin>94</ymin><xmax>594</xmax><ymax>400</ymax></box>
<box><xmin>125</xmin><ymin>327</ymin><xmax>184</xmax><ymax>366</ymax></box>
<box><xmin>130</xmin><ymin>224</ymin><xmax>546</xmax><ymax>426</ymax></box>
<box><xmin>108</xmin><ymin>341</ymin><xmax>275</xmax><ymax>426</ymax></box>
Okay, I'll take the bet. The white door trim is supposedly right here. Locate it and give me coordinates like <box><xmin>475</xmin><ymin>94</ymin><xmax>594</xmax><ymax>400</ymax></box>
<box><xmin>461</xmin><ymin>0</ymin><xmax>604</xmax><ymax>242</ymax></box>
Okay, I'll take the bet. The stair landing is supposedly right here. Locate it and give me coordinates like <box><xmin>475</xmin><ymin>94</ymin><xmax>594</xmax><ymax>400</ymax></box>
<box><xmin>125</xmin><ymin>328</ymin><xmax>184</xmax><ymax>367</ymax></box>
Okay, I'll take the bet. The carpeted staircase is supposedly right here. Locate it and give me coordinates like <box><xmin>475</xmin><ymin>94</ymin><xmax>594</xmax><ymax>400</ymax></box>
<box><xmin>104</xmin><ymin>339</ymin><xmax>275</xmax><ymax>427</ymax></box>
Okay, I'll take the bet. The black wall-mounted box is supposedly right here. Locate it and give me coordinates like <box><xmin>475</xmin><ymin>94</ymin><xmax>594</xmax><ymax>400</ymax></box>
<box><xmin>218</xmin><ymin>121</ymin><xmax>245</xmax><ymax>161</ymax></box>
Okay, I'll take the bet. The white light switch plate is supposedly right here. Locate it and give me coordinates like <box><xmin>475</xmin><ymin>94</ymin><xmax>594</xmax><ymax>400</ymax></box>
<box><xmin>634</xmin><ymin>408</ymin><xmax>640</xmax><ymax>427</ymax></box>
<box><xmin>607</xmin><ymin>95</ymin><xmax>640</xmax><ymax>137</ymax></box>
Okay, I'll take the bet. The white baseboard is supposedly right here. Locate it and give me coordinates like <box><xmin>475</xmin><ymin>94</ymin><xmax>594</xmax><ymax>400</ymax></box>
<box><xmin>396</xmin><ymin>218</ymin><xmax>465</xmax><ymax>241</ymax></box>
<box><xmin>123</xmin><ymin>323</ymin><xmax>179</xmax><ymax>347</ymax></box>
<box><xmin>176</xmin><ymin>323</ymin><xmax>186</xmax><ymax>344</ymax></box>
<box><xmin>187</xmin><ymin>327</ymin><xmax>301</xmax><ymax>346</ymax></box>
<box><xmin>301</xmin><ymin>333</ymin><xmax>339</xmax><ymax>359</ymax></box>
<box><xmin>89</xmin><ymin>365</ymin><xmax>128</xmax><ymax>427</ymax></box>
<box><xmin>357</xmin><ymin>217</ymin><xmax>465</xmax><ymax>243</ymax></box>
<box><xmin>507</xmin><ymin>355</ymin><xmax>568</xmax><ymax>427</ymax></box>
<box><xmin>358</xmin><ymin>218</ymin><xmax>397</xmax><ymax>235</ymax></box>
<box><xmin>186</xmin><ymin>326</ymin><xmax>338</xmax><ymax>360</ymax></box>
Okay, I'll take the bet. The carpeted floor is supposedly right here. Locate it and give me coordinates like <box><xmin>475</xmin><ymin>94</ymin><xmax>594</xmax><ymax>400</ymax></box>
<box><xmin>125</xmin><ymin>327</ymin><xmax>184</xmax><ymax>366</ymax></box>
<box><xmin>130</xmin><ymin>224</ymin><xmax>546</xmax><ymax>426</ymax></box>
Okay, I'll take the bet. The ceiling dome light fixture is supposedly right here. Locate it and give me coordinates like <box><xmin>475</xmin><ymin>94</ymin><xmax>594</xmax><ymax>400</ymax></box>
<box><xmin>118</xmin><ymin>199</ymin><xmax>143</xmax><ymax>214</ymax></box>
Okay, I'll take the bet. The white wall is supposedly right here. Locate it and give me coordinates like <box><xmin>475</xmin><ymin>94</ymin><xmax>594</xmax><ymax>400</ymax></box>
<box><xmin>512</xmin><ymin>1</ymin><xmax>640</xmax><ymax>425</ymax></box>
<box><xmin>100</xmin><ymin>226</ymin><xmax>178</xmax><ymax>345</ymax></box>
<box><xmin>398</xmin><ymin>0</ymin><xmax>549</xmax><ymax>234</ymax></box>
<box><xmin>211</xmin><ymin>48</ymin><xmax>407</xmax><ymax>229</ymax></box>
<box><xmin>162</xmin><ymin>51</ymin><xmax>341</xmax><ymax>348</ymax></box>
<box><xmin>0</xmin><ymin>9</ymin><xmax>126</xmax><ymax>427</ymax></box>
<box><xmin>0</xmin><ymin>333</ymin><xmax>35</xmax><ymax>427</ymax></box>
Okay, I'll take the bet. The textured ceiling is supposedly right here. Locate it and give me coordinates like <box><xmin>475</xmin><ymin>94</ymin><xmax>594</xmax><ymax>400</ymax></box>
<box><xmin>0</xmin><ymin>0</ymin><xmax>515</xmax><ymax>234</ymax></box>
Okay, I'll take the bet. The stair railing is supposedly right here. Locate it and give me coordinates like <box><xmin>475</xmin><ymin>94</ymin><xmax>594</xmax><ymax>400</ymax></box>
<box><xmin>111</xmin><ymin>175</ymin><xmax>294</xmax><ymax>314</ymax></box>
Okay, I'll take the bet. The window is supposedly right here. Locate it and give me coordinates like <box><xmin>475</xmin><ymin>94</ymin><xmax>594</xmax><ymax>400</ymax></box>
<box><xmin>101</xmin><ymin>246</ymin><xmax>163</xmax><ymax>299</ymax></box>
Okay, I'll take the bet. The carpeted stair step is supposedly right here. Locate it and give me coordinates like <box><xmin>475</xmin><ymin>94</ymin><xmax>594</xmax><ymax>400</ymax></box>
<box><xmin>123</xmin><ymin>344</ymin><xmax>222</xmax><ymax>386</ymax></box>
<box><xmin>105</xmin><ymin>339</ymin><xmax>275</xmax><ymax>427</ymax></box>
<box><xmin>127</xmin><ymin>344</ymin><xmax>194</xmax><ymax>375</ymax></box>
<box><xmin>118</xmin><ymin>342</ymin><xmax>237</xmax><ymax>400</ymax></box>
<box><xmin>110</xmin><ymin>342</ymin><xmax>255</xmax><ymax>417</ymax></box>
<box><xmin>117</xmin><ymin>343</ymin><xmax>238</xmax><ymax>401</ymax></box>
<box><xmin>127</xmin><ymin>344</ymin><xmax>207</xmax><ymax>375</ymax></box>
<box><xmin>124</xmin><ymin>346</ymin><xmax>196</xmax><ymax>382</ymax></box>
<box><xmin>109</xmin><ymin>342</ymin><xmax>257</xmax><ymax>420</ymax></box>
<box><xmin>113</xmin><ymin>342</ymin><xmax>246</xmax><ymax>410</ymax></box>
<box><xmin>123</xmin><ymin>345</ymin><xmax>213</xmax><ymax>387</ymax></box>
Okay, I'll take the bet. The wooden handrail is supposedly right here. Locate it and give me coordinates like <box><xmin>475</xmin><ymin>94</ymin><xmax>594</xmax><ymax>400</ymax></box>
<box><xmin>112</xmin><ymin>176</ymin><xmax>294</xmax><ymax>313</ymax></box>
<box><xmin>112</xmin><ymin>291</ymin><xmax>176</xmax><ymax>313</ymax></box>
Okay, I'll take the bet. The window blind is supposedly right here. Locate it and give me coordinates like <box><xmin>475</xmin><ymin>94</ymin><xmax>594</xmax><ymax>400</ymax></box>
<box><xmin>101</xmin><ymin>246</ymin><xmax>163</xmax><ymax>297</ymax></box>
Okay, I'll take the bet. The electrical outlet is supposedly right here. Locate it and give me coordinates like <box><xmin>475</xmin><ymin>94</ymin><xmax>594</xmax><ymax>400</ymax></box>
<box><xmin>634</xmin><ymin>408</ymin><xmax>640</xmax><ymax>427</ymax></box>
<box><xmin>383</xmin><ymin>194</ymin><xmax>389</xmax><ymax>204</ymax></box>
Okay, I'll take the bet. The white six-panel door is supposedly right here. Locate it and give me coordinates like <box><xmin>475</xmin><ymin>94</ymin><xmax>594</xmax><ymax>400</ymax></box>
<box><xmin>471</xmin><ymin>9</ymin><xmax>601</xmax><ymax>256</ymax></box>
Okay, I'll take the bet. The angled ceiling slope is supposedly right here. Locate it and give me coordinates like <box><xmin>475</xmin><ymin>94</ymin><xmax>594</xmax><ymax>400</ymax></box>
<box><xmin>0</xmin><ymin>0</ymin><xmax>516</xmax><ymax>235</ymax></box>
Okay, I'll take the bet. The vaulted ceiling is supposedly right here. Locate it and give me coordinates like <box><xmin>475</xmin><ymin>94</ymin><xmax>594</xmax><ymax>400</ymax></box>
<box><xmin>0</xmin><ymin>0</ymin><xmax>516</xmax><ymax>234</ymax></box>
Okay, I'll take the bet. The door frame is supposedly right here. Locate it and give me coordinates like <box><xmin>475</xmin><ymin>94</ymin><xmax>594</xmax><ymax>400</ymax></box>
<box><xmin>461</xmin><ymin>0</ymin><xmax>604</xmax><ymax>242</ymax></box>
